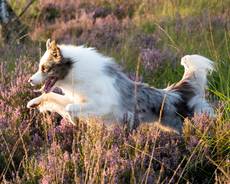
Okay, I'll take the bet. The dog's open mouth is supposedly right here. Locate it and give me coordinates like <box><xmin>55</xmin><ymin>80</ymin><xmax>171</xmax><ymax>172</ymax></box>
<box><xmin>44</xmin><ymin>76</ymin><xmax>58</xmax><ymax>93</ymax></box>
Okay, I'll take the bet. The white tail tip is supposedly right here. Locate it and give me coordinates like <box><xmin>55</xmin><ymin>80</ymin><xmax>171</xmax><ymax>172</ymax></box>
<box><xmin>181</xmin><ymin>54</ymin><xmax>214</xmax><ymax>73</ymax></box>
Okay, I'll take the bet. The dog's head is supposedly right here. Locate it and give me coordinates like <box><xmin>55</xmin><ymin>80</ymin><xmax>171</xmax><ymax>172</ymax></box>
<box><xmin>28</xmin><ymin>39</ymin><xmax>72</xmax><ymax>93</ymax></box>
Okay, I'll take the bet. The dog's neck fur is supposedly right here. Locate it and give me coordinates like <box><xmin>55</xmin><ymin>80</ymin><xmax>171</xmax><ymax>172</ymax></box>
<box><xmin>55</xmin><ymin>45</ymin><xmax>119</xmax><ymax>103</ymax></box>
<box><xmin>55</xmin><ymin>45</ymin><xmax>182</xmax><ymax>128</ymax></box>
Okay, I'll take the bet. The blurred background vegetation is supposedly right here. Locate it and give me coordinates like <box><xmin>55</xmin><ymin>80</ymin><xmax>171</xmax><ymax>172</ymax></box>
<box><xmin>0</xmin><ymin>0</ymin><xmax>229</xmax><ymax>183</ymax></box>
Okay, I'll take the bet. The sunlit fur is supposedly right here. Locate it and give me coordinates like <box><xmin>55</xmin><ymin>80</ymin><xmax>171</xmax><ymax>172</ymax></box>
<box><xmin>27</xmin><ymin>40</ymin><xmax>214</xmax><ymax>132</ymax></box>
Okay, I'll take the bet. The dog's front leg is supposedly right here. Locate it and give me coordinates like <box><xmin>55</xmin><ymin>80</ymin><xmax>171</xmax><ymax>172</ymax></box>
<box><xmin>27</xmin><ymin>95</ymin><xmax>44</xmax><ymax>108</ymax></box>
<box><xmin>27</xmin><ymin>92</ymin><xmax>73</xmax><ymax>118</ymax></box>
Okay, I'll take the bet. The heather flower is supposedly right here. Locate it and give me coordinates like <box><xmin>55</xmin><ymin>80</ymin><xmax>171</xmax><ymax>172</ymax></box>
<box><xmin>55</xmin><ymin>118</ymin><xmax>74</xmax><ymax>151</ymax></box>
<box><xmin>93</xmin><ymin>7</ymin><xmax>111</xmax><ymax>20</ymax></box>
<box><xmin>140</xmin><ymin>48</ymin><xmax>170</xmax><ymax>72</ymax></box>
<box><xmin>192</xmin><ymin>114</ymin><xmax>212</xmax><ymax>133</ymax></box>
<box><xmin>41</xmin><ymin>175</ymin><xmax>52</xmax><ymax>184</ymax></box>
<box><xmin>134</xmin><ymin>34</ymin><xmax>157</xmax><ymax>50</ymax></box>
<box><xmin>32</xmin><ymin>133</ymin><xmax>43</xmax><ymax>148</ymax></box>
<box><xmin>39</xmin><ymin>0</ymin><xmax>78</xmax><ymax>23</ymax></box>
<box><xmin>0</xmin><ymin>117</ymin><xmax>8</xmax><ymax>129</ymax></box>
<box><xmin>114</xmin><ymin>5</ymin><xmax>127</xmax><ymax>20</ymax></box>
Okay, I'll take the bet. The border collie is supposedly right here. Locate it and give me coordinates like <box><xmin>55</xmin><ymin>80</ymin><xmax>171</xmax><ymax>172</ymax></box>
<box><xmin>27</xmin><ymin>39</ymin><xmax>214</xmax><ymax>132</ymax></box>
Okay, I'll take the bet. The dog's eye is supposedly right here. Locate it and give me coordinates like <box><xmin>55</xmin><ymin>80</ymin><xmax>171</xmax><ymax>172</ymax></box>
<box><xmin>41</xmin><ymin>65</ymin><xmax>46</xmax><ymax>73</ymax></box>
<box><xmin>52</xmin><ymin>52</ymin><xmax>58</xmax><ymax>58</ymax></box>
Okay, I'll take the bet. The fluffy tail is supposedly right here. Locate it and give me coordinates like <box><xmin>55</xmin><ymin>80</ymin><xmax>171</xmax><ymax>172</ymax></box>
<box><xmin>167</xmin><ymin>54</ymin><xmax>214</xmax><ymax>117</ymax></box>
<box><xmin>181</xmin><ymin>54</ymin><xmax>214</xmax><ymax>89</ymax></box>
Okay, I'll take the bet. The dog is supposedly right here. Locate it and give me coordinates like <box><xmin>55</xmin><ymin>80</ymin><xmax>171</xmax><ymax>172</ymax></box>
<box><xmin>27</xmin><ymin>39</ymin><xmax>214</xmax><ymax>132</ymax></box>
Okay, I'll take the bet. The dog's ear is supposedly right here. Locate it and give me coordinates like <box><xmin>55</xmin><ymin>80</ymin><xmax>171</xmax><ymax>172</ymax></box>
<box><xmin>49</xmin><ymin>40</ymin><xmax>62</xmax><ymax>63</ymax></box>
<box><xmin>50</xmin><ymin>40</ymin><xmax>57</xmax><ymax>49</ymax></box>
<box><xmin>46</xmin><ymin>39</ymin><xmax>51</xmax><ymax>50</ymax></box>
<box><xmin>46</xmin><ymin>39</ymin><xmax>58</xmax><ymax>52</ymax></box>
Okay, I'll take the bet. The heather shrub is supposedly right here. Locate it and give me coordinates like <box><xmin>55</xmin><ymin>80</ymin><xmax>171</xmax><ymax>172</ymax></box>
<box><xmin>39</xmin><ymin>0</ymin><xmax>79</xmax><ymax>23</ymax></box>
<box><xmin>30</xmin><ymin>121</ymin><xmax>189</xmax><ymax>183</ymax></box>
<box><xmin>0</xmin><ymin>58</ymin><xmax>36</xmax><ymax>179</ymax></box>
<box><xmin>0</xmin><ymin>50</ymin><xmax>228</xmax><ymax>183</ymax></box>
<box><xmin>0</xmin><ymin>58</ymin><xmax>202</xmax><ymax>182</ymax></box>
<box><xmin>1</xmin><ymin>0</ymin><xmax>229</xmax><ymax>183</ymax></box>
<box><xmin>182</xmin><ymin>113</ymin><xmax>230</xmax><ymax>183</ymax></box>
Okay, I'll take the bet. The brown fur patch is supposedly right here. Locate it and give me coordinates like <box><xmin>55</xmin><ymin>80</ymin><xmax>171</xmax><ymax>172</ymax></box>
<box><xmin>48</xmin><ymin>40</ymin><xmax>63</xmax><ymax>63</ymax></box>
<box><xmin>40</xmin><ymin>40</ymin><xmax>73</xmax><ymax>83</ymax></box>
<box><xmin>169</xmin><ymin>80</ymin><xmax>196</xmax><ymax>117</ymax></box>
<box><xmin>170</xmin><ymin>80</ymin><xmax>196</xmax><ymax>101</ymax></box>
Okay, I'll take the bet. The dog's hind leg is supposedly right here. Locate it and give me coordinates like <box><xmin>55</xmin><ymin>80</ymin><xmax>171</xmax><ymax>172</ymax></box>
<box><xmin>65</xmin><ymin>102</ymin><xmax>97</xmax><ymax>118</ymax></box>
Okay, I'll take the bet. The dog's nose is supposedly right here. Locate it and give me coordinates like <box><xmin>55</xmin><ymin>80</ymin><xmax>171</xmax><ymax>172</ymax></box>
<box><xmin>28</xmin><ymin>78</ymin><xmax>35</xmax><ymax>85</ymax></box>
<box><xmin>28</xmin><ymin>78</ymin><xmax>36</xmax><ymax>86</ymax></box>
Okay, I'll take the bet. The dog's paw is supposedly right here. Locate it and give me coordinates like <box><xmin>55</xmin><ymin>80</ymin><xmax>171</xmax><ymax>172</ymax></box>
<box><xmin>27</xmin><ymin>98</ymin><xmax>41</xmax><ymax>108</ymax></box>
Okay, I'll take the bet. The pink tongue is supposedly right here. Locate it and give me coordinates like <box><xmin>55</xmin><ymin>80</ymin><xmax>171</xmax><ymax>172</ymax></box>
<box><xmin>44</xmin><ymin>77</ymin><xmax>58</xmax><ymax>93</ymax></box>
